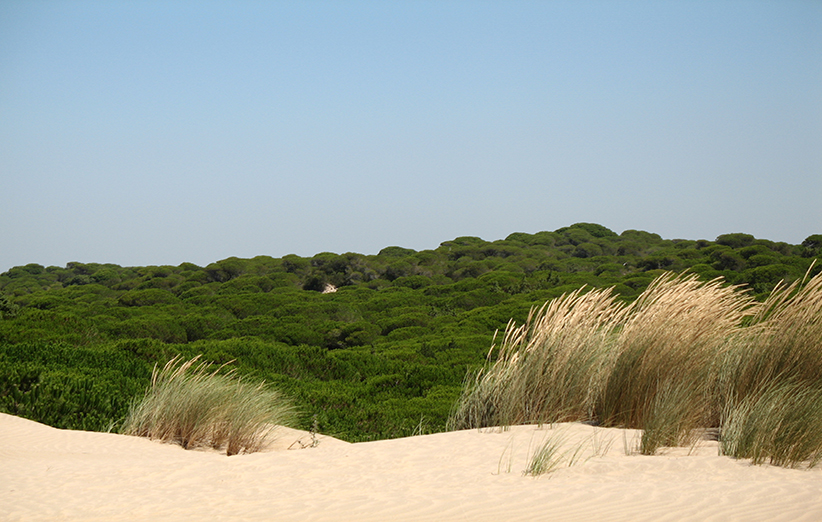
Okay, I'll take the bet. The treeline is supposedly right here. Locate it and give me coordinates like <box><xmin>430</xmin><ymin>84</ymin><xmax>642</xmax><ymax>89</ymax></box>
<box><xmin>1</xmin><ymin>223</ymin><xmax>820</xmax><ymax>441</ymax></box>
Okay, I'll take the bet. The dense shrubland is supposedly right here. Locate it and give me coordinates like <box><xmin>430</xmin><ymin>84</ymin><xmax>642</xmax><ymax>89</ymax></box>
<box><xmin>1</xmin><ymin>223</ymin><xmax>820</xmax><ymax>443</ymax></box>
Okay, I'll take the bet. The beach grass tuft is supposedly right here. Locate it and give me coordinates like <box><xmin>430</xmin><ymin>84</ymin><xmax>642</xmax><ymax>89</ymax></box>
<box><xmin>121</xmin><ymin>355</ymin><xmax>293</xmax><ymax>455</ymax></box>
<box><xmin>600</xmin><ymin>273</ymin><xmax>754</xmax><ymax>454</ymax></box>
<box><xmin>721</xmin><ymin>381</ymin><xmax>822</xmax><ymax>467</ymax></box>
<box><xmin>448</xmin><ymin>286</ymin><xmax>629</xmax><ymax>430</ymax></box>
<box><xmin>719</xmin><ymin>263</ymin><xmax>822</xmax><ymax>467</ymax></box>
<box><xmin>522</xmin><ymin>426</ymin><xmax>615</xmax><ymax>476</ymax></box>
<box><xmin>524</xmin><ymin>432</ymin><xmax>569</xmax><ymax>476</ymax></box>
<box><xmin>450</xmin><ymin>266</ymin><xmax>822</xmax><ymax>467</ymax></box>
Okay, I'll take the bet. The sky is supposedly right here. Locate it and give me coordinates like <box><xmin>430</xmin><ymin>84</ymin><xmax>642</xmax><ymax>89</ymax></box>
<box><xmin>1</xmin><ymin>1</ymin><xmax>820</xmax><ymax>272</ymax></box>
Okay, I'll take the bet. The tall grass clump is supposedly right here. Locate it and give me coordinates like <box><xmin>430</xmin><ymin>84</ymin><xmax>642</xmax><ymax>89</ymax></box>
<box><xmin>450</xmin><ymin>274</ymin><xmax>755</xmax><ymax>444</ymax></box>
<box><xmin>449</xmin><ymin>268</ymin><xmax>822</xmax><ymax>465</ymax></box>
<box><xmin>448</xmin><ymin>286</ymin><xmax>630</xmax><ymax>430</ymax></box>
<box><xmin>598</xmin><ymin>273</ymin><xmax>756</xmax><ymax>453</ymax></box>
<box><xmin>719</xmin><ymin>265</ymin><xmax>822</xmax><ymax>466</ymax></box>
<box><xmin>720</xmin><ymin>264</ymin><xmax>822</xmax><ymax>406</ymax></box>
<box><xmin>721</xmin><ymin>381</ymin><xmax>822</xmax><ymax>467</ymax></box>
<box><xmin>121</xmin><ymin>355</ymin><xmax>293</xmax><ymax>455</ymax></box>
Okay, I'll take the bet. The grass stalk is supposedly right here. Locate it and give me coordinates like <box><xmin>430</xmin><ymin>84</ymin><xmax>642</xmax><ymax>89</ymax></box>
<box><xmin>524</xmin><ymin>431</ymin><xmax>569</xmax><ymax>476</ymax></box>
<box><xmin>598</xmin><ymin>273</ymin><xmax>755</xmax><ymax>448</ymax></box>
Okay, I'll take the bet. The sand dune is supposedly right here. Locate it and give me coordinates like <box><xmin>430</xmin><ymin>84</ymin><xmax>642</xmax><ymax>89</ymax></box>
<box><xmin>2</xmin><ymin>412</ymin><xmax>821</xmax><ymax>521</ymax></box>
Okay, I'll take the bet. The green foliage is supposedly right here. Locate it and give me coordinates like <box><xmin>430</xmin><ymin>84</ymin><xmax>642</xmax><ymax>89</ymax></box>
<box><xmin>118</xmin><ymin>288</ymin><xmax>180</xmax><ymax>307</ymax></box>
<box><xmin>802</xmin><ymin>235</ymin><xmax>822</xmax><ymax>258</ymax></box>
<box><xmin>205</xmin><ymin>257</ymin><xmax>248</xmax><ymax>282</ymax></box>
<box><xmin>0</xmin><ymin>342</ymin><xmax>150</xmax><ymax>430</ymax></box>
<box><xmin>716</xmin><ymin>233</ymin><xmax>756</xmax><ymax>249</ymax></box>
<box><xmin>556</xmin><ymin>222</ymin><xmax>619</xmax><ymax>239</ymax></box>
<box><xmin>0</xmin><ymin>294</ymin><xmax>19</xmax><ymax>319</ymax></box>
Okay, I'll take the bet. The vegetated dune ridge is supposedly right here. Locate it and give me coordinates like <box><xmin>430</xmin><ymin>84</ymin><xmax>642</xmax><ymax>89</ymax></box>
<box><xmin>3</xmin><ymin>413</ymin><xmax>821</xmax><ymax>522</ymax></box>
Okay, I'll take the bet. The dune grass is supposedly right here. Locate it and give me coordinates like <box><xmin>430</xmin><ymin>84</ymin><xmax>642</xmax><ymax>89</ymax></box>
<box><xmin>524</xmin><ymin>431</ymin><xmax>572</xmax><ymax>477</ymax></box>
<box><xmin>600</xmin><ymin>273</ymin><xmax>754</xmax><ymax>454</ymax></box>
<box><xmin>521</xmin><ymin>426</ymin><xmax>616</xmax><ymax>477</ymax></box>
<box><xmin>449</xmin><ymin>266</ymin><xmax>822</xmax><ymax>467</ymax></box>
<box><xmin>720</xmin><ymin>381</ymin><xmax>822</xmax><ymax>467</ymax></box>
<box><xmin>718</xmin><ymin>265</ymin><xmax>822</xmax><ymax>467</ymax></box>
<box><xmin>448</xmin><ymin>286</ymin><xmax>630</xmax><ymax>430</ymax></box>
<box><xmin>720</xmin><ymin>267</ymin><xmax>822</xmax><ymax>405</ymax></box>
<box><xmin>121</xmin><ymin>355</ymin><xmax>293</xmax><ymax>455</ymax></box>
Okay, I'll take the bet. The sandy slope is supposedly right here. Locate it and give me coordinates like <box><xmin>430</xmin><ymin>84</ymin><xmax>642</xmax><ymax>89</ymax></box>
<box><xmin>2</xmin><ymin>413</ymin><xmax>821</xmax><ymax>521</ymax></box>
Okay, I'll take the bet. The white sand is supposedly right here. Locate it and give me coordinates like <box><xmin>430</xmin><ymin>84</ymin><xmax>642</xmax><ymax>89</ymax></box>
<box><xmin>2</xmin><ymin>413</ymin><xmax>821</xmax><ymax>521</ymax></box>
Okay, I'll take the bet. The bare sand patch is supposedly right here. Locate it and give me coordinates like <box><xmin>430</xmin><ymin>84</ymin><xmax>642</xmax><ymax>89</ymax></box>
<box><xmin>2</xmin><ymin>413</ymin><xmax>820</xmax><ymax>521</ymax></box>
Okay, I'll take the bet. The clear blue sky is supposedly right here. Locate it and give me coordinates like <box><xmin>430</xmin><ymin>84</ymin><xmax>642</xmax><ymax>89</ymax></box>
<box><xmin>2</xmin><ymin>1</ymin><xmax>820</xmax><ymax>272</ymax></box>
